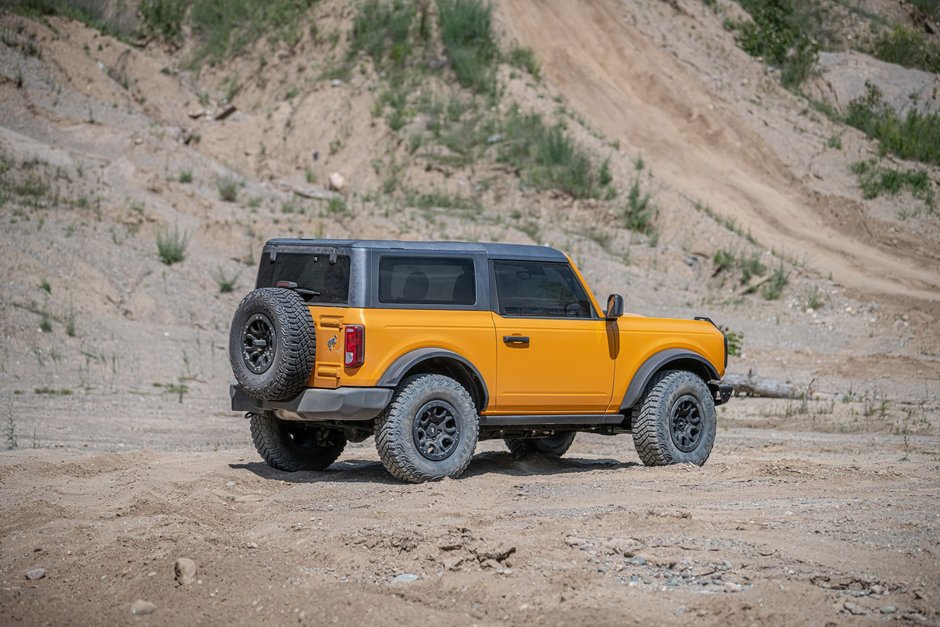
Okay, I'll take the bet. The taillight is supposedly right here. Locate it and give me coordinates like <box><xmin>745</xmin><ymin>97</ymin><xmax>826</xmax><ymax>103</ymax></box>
<box><xmin>344</xmin><ymin>325</ymin><xmax>364</xmax><ymax>368</ymax></box>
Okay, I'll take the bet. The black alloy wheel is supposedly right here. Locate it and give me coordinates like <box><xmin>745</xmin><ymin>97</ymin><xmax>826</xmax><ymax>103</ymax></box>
<box><xmin>242</xmin><ymin>313</ymin><xmax>276</xmax><ymax>374</ymax></box>
<box><xmin>412</xmin><ymin>400</ymin><xmax>461</xmax><ymax>461</ymax></box>
<box><xmin>669</xmin><ymin>395</ymin><xmax>703</xmax><ymax>452</ymax></box>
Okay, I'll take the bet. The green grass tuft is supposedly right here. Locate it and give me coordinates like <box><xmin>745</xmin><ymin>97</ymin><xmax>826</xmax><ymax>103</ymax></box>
<box><xmin>732</xmin><ymin>0</ymin><xmax>818</xmax><ymax>90</ymax></box>
<box><xmin>216</xmin><ymin>175</ymin><xmax>240</xmax><ymax>202</ymax></box>
<box><xmin>140</xmin><ymin>0</ymin><xmax>187</xmax><ymax>45</ymax></box>
<box><xmin>349</xmin><ymin>0</ymin><xmax>417</xmax><ymax>70</ymax></box>
<box><xmin>156</xmin><ymin>226</ymin><xmax>189</xmax><ymax>265</ymax></box>
<box><xmin>507</xmin><ymin>45</ymin><xmax>540</xmax><ymax>78</ymax></box>
<box><xmin>845</xmin><ymin>83</ymin><xmax>940</xmax><ymax>166</ymax></box>
<box><xmin>873</xmin><ymin>25</ymin><xmax>940</xmax><ymax>74</ymax></box>
<box><xmin>437</xmin><ymin>0</ymin><xmax>499</xmax><ymax>95</ymax></box>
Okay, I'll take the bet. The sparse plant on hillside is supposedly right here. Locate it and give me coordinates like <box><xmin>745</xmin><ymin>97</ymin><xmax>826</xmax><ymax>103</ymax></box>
<box><xmin>4</xmin><ymin>404</ymin><xmax>16</xmax><ymax>450</ymax></box>
<box><xmin>845</xmin><ymin>84</ymin><xmax>940</xmax><ymax>167</ymax></box>
<box><xmin>805</xmin><ymin>286</ymin><xmax>825</xmax><ymax>310</ymax></box>
<box><xmin>215</xmin><ymin>267</ymin><xmax>239</xmax><ymax>293</ymax></box>
<box><xmin>507</xmin><ymin>45</ymin><xmax>540</xmax><ymax>78</ymax></box>
<box><xmin>40</xmin><ymin>279</ymin><xmax>51</xmax><ymax>293</ymax></box>
<box><xmin>872</xmin><ymin>25</ymin><xmax>940</xmax><ymax>74</ymax></box>
<box><xmin>179</xmin><ymin>169</ymin><xmax>193</xmax><ymax>183</ymax></box>
<box><xmin>623</xmin><ymin>177</ymin><xmax>657</xmax><ymax>235</ymax></box>
<box><xmin>156</xmin><ymin>225</ymin><xmax>189</xmax><ymax>265</ymax></box>
<box><xmin>349</xmin><ymin>0</ymin><xmax>417</xmax><ymax>70</ymax></box>
<box><xmin>140</xmin><ymin>0</ymin><xmax>187</xmax><ymax>46</ymax></box>
<box><xmin>216</xmin><ymin>175</ymin><xmax>240</xmax><ymax>202</ymax></box>
<box><xmin>719</xmin><ymin>326</ymin><xmax>743</xmax><ymax>357</ymax></box>
<box><xmin>732</xmin><ymin>0</ymin><xmax>818</xmax><ymax>90</ymax></box>
<box><xmin>762</xmin><ymin>265</ymin><xmax>788</xmax><ymax>300</ymax></box>
<box><xmin>497</xmin><ymin>108</ymin><xmax>602</xmax><ymax>199</ymax></box>
<box><xmin>850</xmin><ymin>160</ymin><xmax>934</xmax><ymax>212</ymax></box>
<box><xmin>437</xmin><ymin>0</ymin><xmax>499</xmax><ymax>95</ymax></box>
<box><xmin>327</xmin><ymin>196</ymin><xmax>348</xmax><ymax>215</ymax></box>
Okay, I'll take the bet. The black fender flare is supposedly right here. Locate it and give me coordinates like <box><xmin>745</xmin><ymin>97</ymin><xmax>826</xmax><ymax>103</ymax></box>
<box><xmin>377</xmin><ymin>348</ymin><xmax>490</xmax><ymax>411</ymax></box>
<box><xmin>619</xmin><ymin>349</ymin><xmax>719</xmax><ymax>411</ymax></box>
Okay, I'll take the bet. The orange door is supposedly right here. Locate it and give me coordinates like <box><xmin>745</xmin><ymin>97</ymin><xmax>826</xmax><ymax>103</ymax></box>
<box><xmin>491</xmin><ymin>316</ymin><xmax>615</xmax><ymax>413</ymax></box>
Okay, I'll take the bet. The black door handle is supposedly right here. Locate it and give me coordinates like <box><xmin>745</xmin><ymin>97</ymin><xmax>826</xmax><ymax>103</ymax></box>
<box><xmin>503</xmin><ymin>335</ymin><xmax>530</xmax><ymax>345</ymax></box>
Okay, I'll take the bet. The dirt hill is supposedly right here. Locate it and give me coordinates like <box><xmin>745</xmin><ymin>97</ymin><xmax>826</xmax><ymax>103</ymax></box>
<box><xmin>1</xmin><ymin>0</ymin><xmax>938</xmax><ymax>624</ymax></box>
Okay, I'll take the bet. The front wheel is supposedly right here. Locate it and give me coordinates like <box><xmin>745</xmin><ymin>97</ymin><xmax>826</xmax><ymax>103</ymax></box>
<box><xmin>375</xmin><ymin>374</ymin><xmax>479</xmax><ymax>483</ymax></box>
<box><xmin>250</xmin><ymin>411</ymin><xmax>346</xmax><ymax>472</ymax></box>
<box><xmin>631</xmin><ymin>370</ymin><xmax>716</xmax><ymax>466</ymax></box>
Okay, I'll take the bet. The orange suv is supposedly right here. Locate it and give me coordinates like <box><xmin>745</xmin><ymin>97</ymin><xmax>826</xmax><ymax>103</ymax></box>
<box><xmin>229</xmin><ymin>239</ymin><xmax>732</xmax><ymax>483</ymax></box>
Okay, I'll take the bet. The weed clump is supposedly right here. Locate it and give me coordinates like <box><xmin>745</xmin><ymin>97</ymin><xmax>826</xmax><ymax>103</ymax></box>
<box><xmin>349</xmin><ymin>0</ymin><xmax>417</xmax><ymax>70</ymax></box>
<box><xmin>216</xmin><ymin>175</ymin><xmax>240</xmax><ymax>202</ymax></box>
<box><xmin>732</xmin><ymin>0</ymin><xmax>818</xmax><ymax>89</ymax></box>
<box><xmin>873</xmin><ymin>26</ymin><xmax>940</xmax><ymax>74</ymax></box>
<box><xmin>437</xmin><ymin>0</ymin><xmax>499</xmax><ymax>95</ymax></box>
<box><xmin>156</xmin><ymin>226</ymin><xmax>189</xmax><ymax>265</ymax></box>
<box><xmin>845</xmin><ymin>83</ymin><xmax>940</xmax><ymax>166</ymax></box>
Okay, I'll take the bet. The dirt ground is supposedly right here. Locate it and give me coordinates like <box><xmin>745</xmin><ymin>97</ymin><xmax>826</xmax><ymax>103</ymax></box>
<box><xmin>2</xmin><ymin>0</ymin><xmax>940</xmax><ymax>623</ymax></box>
<box><xmin>2</xmin><ymin>413</ymin><xmax>938</xmax><ymax>626</ymax></box>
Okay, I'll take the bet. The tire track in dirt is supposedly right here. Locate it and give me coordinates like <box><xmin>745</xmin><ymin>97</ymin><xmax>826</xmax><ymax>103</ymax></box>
<box><xmin>497</xmin><ymin>0</ymin><xmax>940</xmax><ymax>302</ymax></box>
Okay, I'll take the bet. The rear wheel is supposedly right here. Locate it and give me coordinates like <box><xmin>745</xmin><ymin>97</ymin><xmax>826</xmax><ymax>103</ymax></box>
<box><xmin>250</xmin><ymin>411</ymin><xmax>346</xmax><ymax>472</ymax></box>
<box><xmin>375</xmin><ymin>374</ymin><xmax>479</xmax><ymax>483</ymax></box>
<box><xmin>632</xmin><ymin>370</ymin><xmax>716</xmax><ymax>466</ymax></box>
<box><xmin>504</xmin><ymin>432</ymin><xmax>576</xmax><ymax>458</ymax></box>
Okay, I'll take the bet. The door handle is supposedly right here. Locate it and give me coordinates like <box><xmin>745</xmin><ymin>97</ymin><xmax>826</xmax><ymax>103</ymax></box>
<box><xmin>503</xmin><ymin>335</ymin><xmax>530</xmax><ymax>345</ymax></box>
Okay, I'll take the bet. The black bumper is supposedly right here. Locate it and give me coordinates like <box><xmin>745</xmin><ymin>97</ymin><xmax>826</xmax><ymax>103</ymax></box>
<box><xmin>708</xmin><ymin>380</ymin><xmax>734</xmax><ymax>406</ymax></box>
<box><xmin>230</xmin><ymin>384</ymin><xmax>393</xmax><ymax>422</ymax></box>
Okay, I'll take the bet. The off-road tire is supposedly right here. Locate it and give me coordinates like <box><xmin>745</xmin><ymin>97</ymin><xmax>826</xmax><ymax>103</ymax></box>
<box><xmin>230</xmin><ymin>288</ymin><xmax>315</xmax><ymax>401</ymax></box>
<box><xmin>375</xmin><ymin>374</ymin><xmax>479</xmax><ymax>483</ymax></box>
<box><xmin>504</xmin><ymin>432</ymin><xmax>576</xmax><ymax>458</ymax></box>
<box><xmin>632</xmin><ymin>369</ymin><xmax>716</xmax><ymax>466</ymax></box>
<box><xmin>249</xmin><ymin>411</ymin><xmax>346</xmax><ymax>472</ymax></box>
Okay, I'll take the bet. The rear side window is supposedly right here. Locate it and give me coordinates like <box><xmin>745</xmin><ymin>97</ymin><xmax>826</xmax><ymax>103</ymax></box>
<box><xmin>256</xmin><ymin>252</ymin><xmax>350</xmax><ymax>304</ymax></box>
<box><xmin>493</xmin><ymin>260</ymin><xmax>593</xmax><ymax>318</ymax></box>
<box><xmin>378</xmin><ymin>256</ymin><xmax>476</xmax><ymax>306</ymax></box>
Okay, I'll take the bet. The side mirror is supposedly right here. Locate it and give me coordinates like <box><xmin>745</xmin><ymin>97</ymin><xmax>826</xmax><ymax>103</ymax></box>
<box><xmin>605</xmin><ymin>294</ymin><xmax>624</xmax><ymax>320</ymax></box>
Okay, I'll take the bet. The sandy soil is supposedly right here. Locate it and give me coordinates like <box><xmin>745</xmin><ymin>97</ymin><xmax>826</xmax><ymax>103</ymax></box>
<box><xmin>2</xmin><ymin>1</ymin><xmax>940</xmax><ymax>624</ymax></box>
<box><xmin>2</xmin><ymin>424</ymin><xmax>938</xmax><ymax>625</ymax></box>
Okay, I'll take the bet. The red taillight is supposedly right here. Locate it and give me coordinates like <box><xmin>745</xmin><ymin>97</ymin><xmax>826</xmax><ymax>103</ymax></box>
<box><xmin>344</xmin><ymin>325</ymin><xmax>364</xmax><ymax>368</ymax></box>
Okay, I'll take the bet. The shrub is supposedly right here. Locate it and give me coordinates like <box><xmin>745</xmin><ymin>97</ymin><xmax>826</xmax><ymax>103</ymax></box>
<box><xmin>845</xmin><ymin>83</ymin><xmax>940</xmax><ymax>166</ymax></box>
<box><xmin>733</xmin><ymin>0</ymin><xmax>818</xmax><ymax>90</ymax></box>
<box><xmin>497</xmin><ymin>108</ymin><xmax>598</xmax><ymax>199</ymax></box>
<box><xmin>140</xmin><ymin>0</ymin><xmax>187</xmax><ymax>45</ymax></box>
<box><xmin>179</xmin><ymin>170</ymin><xmax>193</xmax><ymax>183</ymax></box>
<box><xmin>850</xmin><ymin>160</ymin><xmax>934</xmax><ymax>208</ymax></box>
<box><xmin>720</xmin><ymin>326</ymin><xmax>744</xmax><ymax>357</ymax></box>
<box><xmin>216</xmin><ymin>175</ymin><xmax>239</xmax><ymax>202</ymax></box>
<box><xmin>156</xmin><ymin>226</ymin><xmax>189</xmax><ymax>265</ymax></box>
<box><xmin>507</xmin><ymin>45</ymin><xmax>540</xmax><ymax>78</ymax></box>
<box><xmin>349</xmin><ymin>0</ymin><xmax>416</xmax><ymax>69</ymax></box>
<box><xmin>762</xmin><ymin>266</ymin><xmax>788</xmax><ymax>300</ymax></box>
<box><xmin>873</xmin><ymin>26</ymin><xmax>940</xmax><ymax>74</ymax></box>
<box><xmin>437</xmin><ymin>0</ymin><xmax>499</xmax><ymax>94</ymax></box>
<box><xmin>215</xmin><ymin>267</ymin><xmax>239</xmax><ymax>293</ymax></box>
<box><xmin>624</xmin><ymin>178</ymin><xmax>656</xmax><ymax>235</ymax></box>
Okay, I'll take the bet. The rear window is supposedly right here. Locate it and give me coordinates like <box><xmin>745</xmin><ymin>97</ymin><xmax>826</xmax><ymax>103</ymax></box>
<box><xmin>378</xmin><ymin>256</ymin><xmax>476</xmax><ymax>306</ymax></box>
<box><xmin>256</xmin><ymin>252</ymin><xmax>350</xmax><ymax>304</ymax></box>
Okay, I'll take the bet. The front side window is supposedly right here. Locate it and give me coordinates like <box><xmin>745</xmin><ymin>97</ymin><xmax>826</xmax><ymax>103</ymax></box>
<box><xmin>378</xmin><ymin>256</ymin><xmax>476</xmax><ymax>306</ymax></box>
<box><xmin>493</xmin><ymin>260</ymin><xmax>593</xmax><ymax>318</ymax></box>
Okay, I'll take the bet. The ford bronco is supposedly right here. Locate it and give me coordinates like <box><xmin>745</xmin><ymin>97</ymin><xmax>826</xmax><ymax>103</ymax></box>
<box><xmin>229</xmin><ymin>239</ymin><xmax>732</xmax><ymax>483</ymax></box>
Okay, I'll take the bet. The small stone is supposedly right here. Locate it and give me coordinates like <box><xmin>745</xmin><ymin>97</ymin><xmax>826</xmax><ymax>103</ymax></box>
<box><xmin>328</xmin><ymin>172</ymin><xmax>345</xmax><ymax>191</ymax></box>
<box><xmin>330</xmin><ymin>79</ymin><xmax>343</xmax><ymax>87</ymax></box>
<box><xmin>25</xmin><ymin>568</ymin><xmax>46</xmax><ymax>581</ymax></box>
<box><xmin>392</xmin><ymin>573</ymin><xmax>419</xmax><ymax>584</ymax></box>
<box><xmin>626</xmin><ymin>556</ymin><xmax>647</xmax><ymax>566</ymax></box>
<box><xmin>870</xmin><ymin>584</ymin><xmax>884</xmax><ymax>595</ymax></box>
<box><xmin>175</xmin><ymin>558</ymin><xmax>197</xmax><ymax>586</ymax></box>
<box><xmin>564</xmin><ymin>536</ymin><xmax>587</xmax><ymax>547</ymax></box>
<box><xmin>443</xmin><ymin>557</ymin><xmax>463</xmax><ymax>571</ymax></box>
<box><xmin>880</xmin><ymin>606</ymin><xmax>896</xmax><ymax>614</ymax></box>
<box><xmin>843</xmin><ymin>601</ymin><xmax>867</xmax><ymax>615</ymax></box>
<box><xmin>723</xmin><ymin>581</ymin><xmax>743</xmax><ymax>593</ymax></box>
<box><xmin>226</xmin><ymin>480</ymin><xmax>235</xmax><ymax>487</ymax></box>
<box><xmin>131</xmin><ymin>600</ymin><xmax>157</xmax><ymax>615</ymax></box>
<box><xmin>246</xmin><ymin>542</ymin><xmax>258</xmax><ymax>549</ymax></box>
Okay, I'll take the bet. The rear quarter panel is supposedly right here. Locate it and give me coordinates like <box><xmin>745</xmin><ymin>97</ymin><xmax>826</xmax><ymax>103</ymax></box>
<box><xmin>306</xmin><ymin>307</ymin><xmax>496</xmax><ymax>389</ymax></box>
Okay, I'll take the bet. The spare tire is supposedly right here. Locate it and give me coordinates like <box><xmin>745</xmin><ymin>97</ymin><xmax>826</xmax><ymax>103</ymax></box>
<box><xmin>229</xmin><ymin>288</ymin><xmax>315</xmax><ymax>401</ymax></box>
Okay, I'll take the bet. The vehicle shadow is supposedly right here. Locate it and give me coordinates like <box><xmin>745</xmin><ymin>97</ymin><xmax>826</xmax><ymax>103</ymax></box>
<box><xmin>230</xmin><ymin>451</ymin><xmax>635</xmax><ymax>484</ymax></box>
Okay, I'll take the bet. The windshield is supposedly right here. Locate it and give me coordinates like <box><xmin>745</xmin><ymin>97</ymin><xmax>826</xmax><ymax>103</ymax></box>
<box><xmin>256</xmin><ymin>251</ymin><xmax>350</xmax><ymax>304</ymax></box>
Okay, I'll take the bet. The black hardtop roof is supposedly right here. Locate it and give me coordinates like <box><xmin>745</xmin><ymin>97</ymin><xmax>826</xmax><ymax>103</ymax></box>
<box><xmin>264</xmin><ymin>238</ymin><xmax>567</xmax><ymax>261</ymax></box>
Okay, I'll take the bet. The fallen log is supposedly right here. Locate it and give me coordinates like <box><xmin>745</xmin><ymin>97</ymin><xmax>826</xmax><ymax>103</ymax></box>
<box><xmin>723</xmin><ymin>372</ymin><xmax>799</xmax><ymax>399</ymax></box>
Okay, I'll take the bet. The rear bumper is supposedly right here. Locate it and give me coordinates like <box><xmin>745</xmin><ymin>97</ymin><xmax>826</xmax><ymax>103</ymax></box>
<box><xmin>230</xmin><ymin>384</ymin><xmax>393</xmax><ymax>422</ymax></box>
<box><xmin>708</xmin><ymin>380</ymin><xmax>734</xmax><ymax>406</ymax></box>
